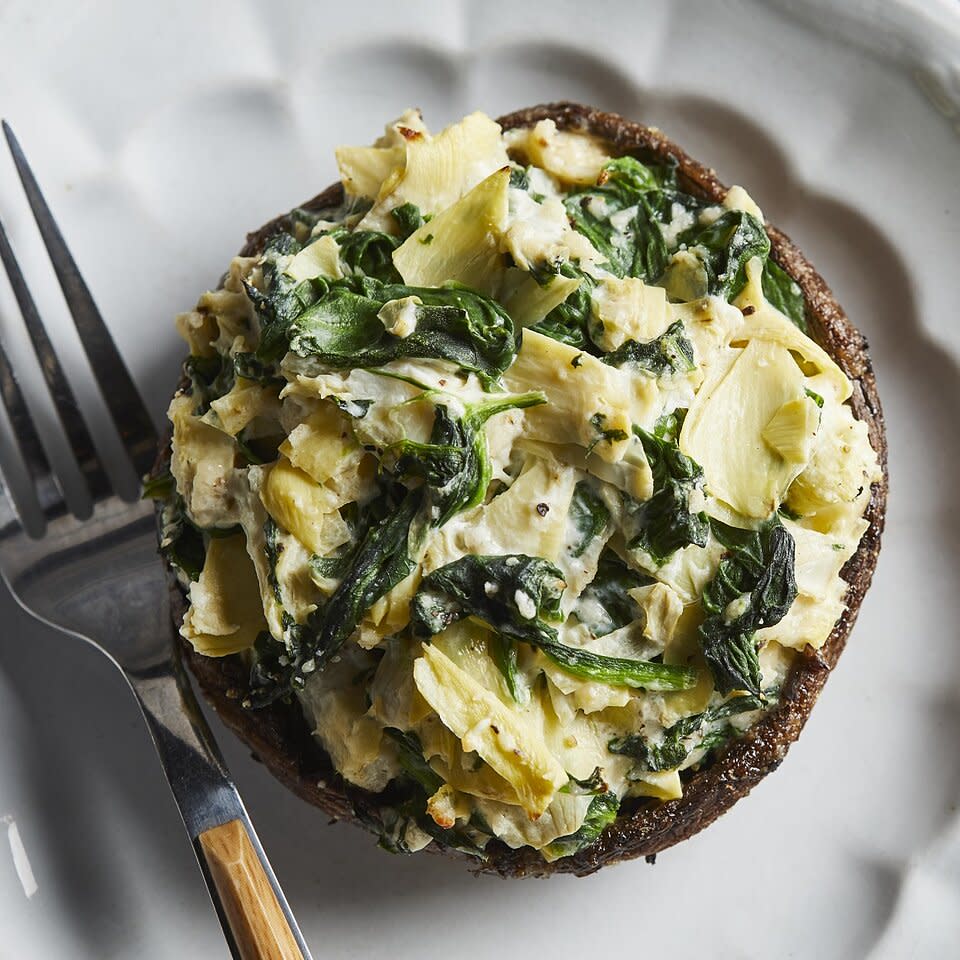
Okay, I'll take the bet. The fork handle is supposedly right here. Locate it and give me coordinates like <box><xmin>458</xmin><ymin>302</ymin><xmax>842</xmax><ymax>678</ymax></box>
<box><xmin>198</xmin><ymin>819</ymin><xmax>304</xmax><ymax>960</ymax></box>
<box><xmin>127</xmin><ymin>657</ymin><xmax>312</xmax><ymax>960</ymax></box>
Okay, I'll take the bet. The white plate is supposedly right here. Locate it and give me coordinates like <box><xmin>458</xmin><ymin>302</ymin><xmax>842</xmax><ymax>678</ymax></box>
<box><xmin>0</xmin><ymin>1</ymin><xmax>958</xmax><ymax>956</ymax></box>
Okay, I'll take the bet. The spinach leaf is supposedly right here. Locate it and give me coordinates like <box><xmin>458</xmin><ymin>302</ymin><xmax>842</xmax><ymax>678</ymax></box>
<box><xmin>142</xmin><ymin>468</ymin><xmax>175</xmax><ymax>501</ymax></box>
<box><xmin>563</xmin><ymin>157</ymin><xmax>672</xmax><ymax>280</ymax></box>
<box><xmin>322</xmin><ymin>227</ymin><xmax>402</xmax><ymax>282</ymax></box>
<box><xmin>653</xmin><ymin>408</ymin><xmax>687</xmax><ymax>444</ymax></box>
<box><xmin>411</xmin><ymin>554</ymin><xmax>696</xmax><ymax>692</ymax></box>
<box><xmin>251</xmin><ymin>275</ymin><xmax>519</xmax><ymax>389</ymax></box>
<box><xmin>390</xmin><ymin>202</ymin><xmax>426</xmax><ymax>240</ymax></box>
<box><xmin>263</xmin><ymin>518</ymin><xmax>283</xmax><ymax>602</ymax></box>
<box><xmin>543</xmin><ymin>792</ymin><xmax>619</xmax><ymax>860</ymax></box>
<box><xmin>384</xmin><ymin>728</ymin><xmax>444</xmax><ymax>795</ymax></box>
<box><xmin>184</xmin><ymin>351</ymin><xmax>235</xmax><ymax>414</ymax></box>
<box><xmin>675</xmin><ymin>209</ymin><xmax>770</xmax><ymax>300</ymax></box>
<box><xmin>609</xmin><ymin>692</ymin><xmax>765</xmax><ymax>771</ymax></box>
<box><xmin>390</xmin><ymin>391</ymin><xmax>545</xmax><ymax>527</ymax></box>
<box><xmin>761</xmin><ymin>259</ymin><xmax>807</xmax><ymax>332</ymax></box>
<box><xmin>158</xmin><ymin>495</ymin><xmax>206</xmax><ymax>581</ymax></box>
<box><xmin>412</xmin><ymin>554</ymin><xmax>564</xmax><ymax>645</ymax></box>
<box><xmin>567</xmin><ymin>480</ymin><xmax>611</xmax><ymax>559</ymax></box>
<box><xmin>373</xmin><ymin>796</ymin><xmax>490</xmax><ymax>859</ymax></box>
<box><xmin>248</xmin><ymin>486</ymin><xmax>425</xmax><ymax>705</ymax></box>
<box><xmin>377</xmin><ymin>728</ymin><xmax>492</xmax><ymax>859</ymax></box>
<box><xmin>537</xmin><ymin>638</ymin><xmax>696</xmax><ymax>691</ymax></box>
<box><xmin>602</xmin><ymin>319</ymin><xmax>696</xmax><ymax>377</ymax></box>
<box><xmin>508</xmin><ymin>165</ymin><xmax>530</xmax><ymax>191</ymax></box>
<box><xmin>573</xmin><ymin>549</ymin><xmax>651</xmax><ymax>637</ymax></box>
<box><xmin>587</xmin><ymin>412</ymin><xmax>629</xmax><ymax>456</ymax></box>
<box><xmin>232</xmin><ymin>351</ymin><xmax>284</xmax><ymax>385</ymax></box>
<box><xmin>626</xmin><ymin>427</ymin><xmax>709</xmax><ymax>565</ymax></box>
<box><xmin>698</xmin><ymin>517</ymin><xmax>798</xmax><ymax>696</ymax></box>
<box><xmin>530</xmin><ymin>263</ymin><xmax>598</xmax><ymax>353</ymax></box>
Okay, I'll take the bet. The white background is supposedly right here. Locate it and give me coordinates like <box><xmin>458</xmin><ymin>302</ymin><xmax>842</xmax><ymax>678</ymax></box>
<box><xmin>0</xmin><ymin>1</ymin><xmax>958</xmax><ymax>956</ymax></box>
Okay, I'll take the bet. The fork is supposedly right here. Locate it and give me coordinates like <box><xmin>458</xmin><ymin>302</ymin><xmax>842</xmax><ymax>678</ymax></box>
<box><xmin>0</xmin><ymin>122</ymin><xmax>313</xmax><ymax>960</ymax></box>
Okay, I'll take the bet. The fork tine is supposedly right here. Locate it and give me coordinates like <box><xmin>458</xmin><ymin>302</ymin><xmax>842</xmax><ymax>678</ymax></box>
<box><xmin>0</xmin><ymin>217</ymin><xmax>111</xmax><ymax>502</ymax></box>
<box><xmin>0</xmin><ymin>328</ymin><xmax>66</xmax><ymax>523</ymax></box>
<box><xmin>2</xmin><ymin>120</ymin><xmax>158</xmax><ymax>478</ymax></box>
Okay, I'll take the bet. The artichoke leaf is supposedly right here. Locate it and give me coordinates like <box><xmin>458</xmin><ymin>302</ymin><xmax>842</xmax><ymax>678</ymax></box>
<box><xmin>393</xmin><ymin>167</ymin><xmax>510</xmax><ymax>297</ymax></box>
<box><xmin>412</xmin><ymin>643</ymin><xmax>567</xmax><ymax>817</ymax></box>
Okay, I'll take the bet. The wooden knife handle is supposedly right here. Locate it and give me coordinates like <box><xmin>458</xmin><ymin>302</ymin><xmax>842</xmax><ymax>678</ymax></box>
<box><xmin>198</xmin><ymin>819</ymin><xmax>305</xmax><ymax>960</ymax></box>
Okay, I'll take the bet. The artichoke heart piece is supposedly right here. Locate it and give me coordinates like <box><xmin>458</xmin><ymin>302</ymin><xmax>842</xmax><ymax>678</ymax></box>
<box><xmin>205</xmin><ymin>379</ymin><xmax>280</xmax><ymax>437</ymax></box>
<box><xmin>680</xmin><ymin>338</ymin><xmax>809</xmax><ymax>519</ymax></box>
<box><xmin>734</xmin><ymin>257</ymin><xmax>851</xmax><ymax>402</ymax></box>
<box><xmin>393</xmin><ymin>167</ymin><xmax>510</xmax><ymax>298</ymax></box>
<box><xmin>278</xmin><ymin>403</ymin><xmax>362</xmax><ymax>485</ymax></box>
<box><xmin>335</xmin><ymin>144</ymin><xmax>405</xmax><ymax>199</ymax></box>
<box><xmin>423</xmin><ymin>455</ymin><xmax>577</xmax><ymax>572</ymax></box>
<box><xmin>469</xmin><ymin>456</ymin><xmax>576</xmax><ymax>564</ymax></box>
<box><xmin>169</xmin><ymin>394</ymin><xmax>241</xmax><ymax>528</ymax></box>
<box><xmin>629</xmin><ymin>769</ymin><xmax>683</xmax><ymax>800</ymax></box>
<box><xmin>335</xmin><ymin>110</ymin><xmax>430</xmax><ymax>199</ymax></box>
<box><xmin>506</xmin><ymin>119</ymin><xmax>612</xmax><ymax>186</ymax></box>
<box><xmin>515</xmin><ymin>436</ymin><xmax>653</xmax><ymax>502</ymax></box>
<box><xmin>284</xmin><ymin>235</ymin><xmax>343</xmax><ymax>283</ymax></box>
<box><xmin>505</xmin><ymin>328</ymin><xmax>631</xmax><ymax>464</ymax></box>
<box><xmin>785</xmin><ymin>398</ymin><xmax>880</xmax><ymax>520</ymax></box>
<box><xmin>413</xmin><ymin>643</ymin><xmax>567</xmax><ymax>817</ymax></box>
<box><xmin>628</xmin><ymin>582</ymin><xmax>684</xmax><ymax>651</ymax></box>
<box><xmin>590</xmin><ymin>277</ymin><xmax>670</xmax><ymax>352</ymax></box>
<box><xmin>259</xmin><ymin>458</ymin><xmax>351</xmax><ymax>557</ymax></box>
<box><xmin>182</xmin><ymin>534</ymin><xmax>267</xmax><ymax>656</ymax></box>
<box><xmin>762</xmin><ymin>396</ymin><xmax>820</xmax><ymax>464</ymax></box>
<box><xmin>361</xmin><ymin>112</ymin><xmax>509</xmax><ymax>231</ymax></box>
<box><xmin>501</xmin><ymin>268</ymin><xmax>583</xmax><ymax>329</ymax></box>
<box><xmin>334</xmin><ymin>108</ymin><xmax>430</xmax><ymax>199</ymax></box>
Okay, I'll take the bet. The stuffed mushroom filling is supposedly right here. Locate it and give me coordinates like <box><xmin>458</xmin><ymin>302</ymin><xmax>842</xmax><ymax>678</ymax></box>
<box><xmin>156</xmin><ymin>109</ymin><xmax>881</xmax><ymax>862</ymax></box>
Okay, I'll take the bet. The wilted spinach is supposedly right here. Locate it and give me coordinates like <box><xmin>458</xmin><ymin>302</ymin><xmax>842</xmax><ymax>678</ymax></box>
<box><xmin>248</xmin><ymin>273</ymin><xmax>520</xmax><ymax>389</ymax></box>
<box><xmin>572</xmin><ymin>549</ymin><xmax>652</xmax><ymax>637</ymax></box>
<box><xmin>321</xmin><ymin>226</ymin><xmax>402</xmax><ymax>282</ymax></box>
<box><xmin>157</xmin><ymin>495</ymin><xmax>206</xmax><ymax>581</ymax></box>
<box><xmin>567</xmin><ymin>480</ymin><xmax>611</xmax><ymax>559</ymax></box>
<box><xmin>530</xmin><ymin>263</ymin><xmax>598</xmax><ymax>352</ymax></box>
<box><xmin>411</xmin><ymin>554</ymin><xmax>696</xmax><ymax>692</ymax></box>
<box><xmin>698</xmin><ymin>517</ymin><xmax>798</xmax><ymax>696</ymax></box>
<box><xmin>248</xmin><ymin>486</ymin><xmax>426</xmax><ymax>705</ymax></box>
<box><xmin>609</xmin><ymin>692</ymin><xmax>766</xmax><ymax>771</ymax></box>
<box><xmin>625</xmin><ymin>427</ymin><xmax>709</xmax><ymax>565</ymax></box>
<box><xmin>390</xmin><ymin>203</ymin><xmax>426</xmax><ymax>240</ymax></box>
<box><xmin>543</xmin><ymin>792</ymin><xmax>619</xmax><ymax>860</ymax></box>
<box><xmin>563</xmin><ymin>157</ymin><xmax>676</xmax><ymax>281</ymax></box>
<box><xmin>673</xmin><ymin>209</ymin><xmax>769</xmax><ymax>301</ymax></box>
<box><xmin>602</xmin><ymin>319</ymin><xmax>696</xmax><ymax>377</ymax></box>
<box><xmin>390</xmin><ymin>391</ymin><xmax>545</xmax><ymax>527</ymax></box>
<box><xmin>761</xmin><ymin>259</ymin><xmax>807</xmax><ymax>332</ymax></box>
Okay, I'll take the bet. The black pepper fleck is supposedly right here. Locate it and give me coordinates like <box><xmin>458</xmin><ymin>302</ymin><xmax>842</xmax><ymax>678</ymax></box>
<box><xmin>571</xmin><ymin>353</ymin><xmax>583</xmax><ymax>368</ymax></box>
<box><xmin>536</xmin><ymin>502</ymin><xmax>549</xmax><ymax>517</ymax></box>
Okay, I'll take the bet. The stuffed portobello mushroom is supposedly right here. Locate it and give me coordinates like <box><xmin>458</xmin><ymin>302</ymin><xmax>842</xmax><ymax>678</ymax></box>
<box><xmin>150</xmin><ymin>103</ymin><xmax>886</xmax><ymax>876</ymax></box>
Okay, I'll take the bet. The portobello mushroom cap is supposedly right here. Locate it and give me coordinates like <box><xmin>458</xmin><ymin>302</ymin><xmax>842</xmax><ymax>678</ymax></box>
<box><xmin>157</xmin><ymin>102</ymin><xmax>888</xmax><ymax>877</ymax></box>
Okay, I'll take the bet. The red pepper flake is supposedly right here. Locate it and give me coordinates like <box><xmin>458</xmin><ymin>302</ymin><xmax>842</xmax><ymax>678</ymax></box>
<box><xmin>536</xmin><ymin>502</ymin><xmax>549</xmax><ymax>517</ymax></box>
<box><xmin>438</xmin><ymin>378</ymin><xmax>447</xmax><ymax>386</ymax></box>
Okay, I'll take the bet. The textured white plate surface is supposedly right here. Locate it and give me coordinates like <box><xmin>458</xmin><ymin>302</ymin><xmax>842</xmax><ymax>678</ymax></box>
<box><xmin>0</xmin><ymin>1</ymin><xmax>958</xmax><ymax>957</ymax></box>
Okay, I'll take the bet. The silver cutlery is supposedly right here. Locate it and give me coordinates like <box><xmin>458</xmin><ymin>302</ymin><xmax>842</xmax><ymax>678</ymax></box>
<box><xmin>0</xmin><ymin>121</ymin><xmax>312</xmax><ymax>960</ymax></box>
